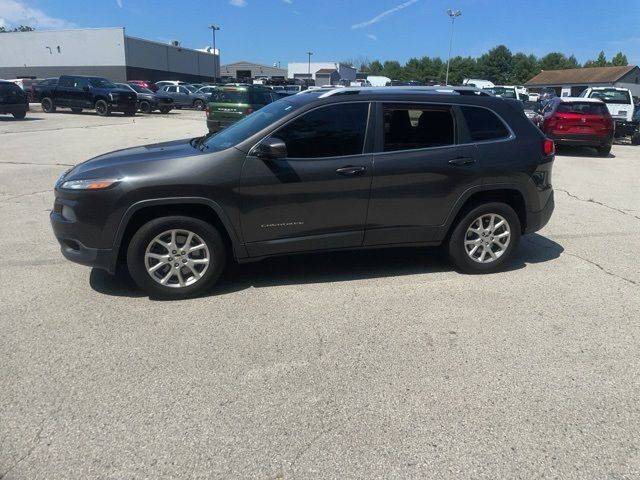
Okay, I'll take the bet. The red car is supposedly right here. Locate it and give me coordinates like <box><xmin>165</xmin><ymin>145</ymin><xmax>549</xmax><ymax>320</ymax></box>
<box><xmin>536</xmin><ymin>97</ymin><xmax>614</xmax><ymax>156</ymax></box>
<box><xmin>127</xmin><ymin>80</ymin><xmax>158</xmax><ymax>92</ymax></box>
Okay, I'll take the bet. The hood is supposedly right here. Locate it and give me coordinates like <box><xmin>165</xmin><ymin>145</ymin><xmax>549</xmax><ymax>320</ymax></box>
<box><xmin>67</xmin><ymin>138</ymin><xmax>202</xmax><ymax>179</ymax></box>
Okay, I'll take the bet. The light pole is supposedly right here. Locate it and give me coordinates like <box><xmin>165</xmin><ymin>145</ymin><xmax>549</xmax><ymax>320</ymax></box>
<box><xmin>306</xmin><ymin>51</ymin><xmax>313</xmax><ymax>78</ymax></box>
<box><xmin>208</xmin><ymin>25</ymin><xmax>220</xmax><ymax>80</ymax></box>
<box><xmin>445</xmin><ymin>9</ymin><xmax>461</xmax><ymax>86</ymax></box>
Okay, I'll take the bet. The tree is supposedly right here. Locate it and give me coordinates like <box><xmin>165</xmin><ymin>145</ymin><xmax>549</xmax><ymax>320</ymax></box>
<box><xmin>368</xmin><ymin>60</ymin><xmax>384</xmax><ymax>75</ymax></box>
<box><xmin>477</xmin><ymin>45</ymin><xmax>513</xmax><ymax>84</ymax></box>
<box><xmin>611</xmin><ymin>52</ymin><xmax>628</xmax><ymax>66</ymax></box>
<box><xmin>382</xmin><ymin>60</ymin><xmax>403</xmax><ymax>80</ymax></box>
<box><xmin>0</xmin><ymin>25</ymin><xmax>35</xmax><ymax>32</ymax></box>
<box><xmin>512</xmin><ymin>53</ymin><xmax>539</xmax><ymax>84</ymax></box>
<box><xmin>539</xmin><ymin>52</ymin><xmax>579</xmax><ymax>71</ymax></box>
<box><xmin>446</xmin><ymin>56</ymin><xmax>478</xmax><ymax>85</ymax></box>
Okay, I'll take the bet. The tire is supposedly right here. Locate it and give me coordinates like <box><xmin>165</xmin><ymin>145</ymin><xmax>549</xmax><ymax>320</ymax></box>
<box><xmin>41</xmin><ymin>97</ymin><xmax>56</xmax><ymax>113</ymax></box>
<box><xmin>71</xmin><ymin>108</ymin><xmax>82</xmax><ymax>113</ymax></box>
<box><xmin>193</xmin><ymin>99</ymin><xmax>205</xmax><ymax>110</ymax></box>
<box><xmin>95</xmin><ymin>99</ymin><xmax>111</xmax><ymax>116</ymax></box>
<box><xmin>127</xmin><ymin>216</ymin><xmax>227</xmax><ymax>299</ymax></box>
<box><xmin>631</xmin><ymin>133</ymin><xmax>640</xmax><ymax>146</ymax></box>
<box><xmin>447</xmin><ymin>202</ymin><xmax>521</xmax><ymax>274</ymax></box>
<box><xmin>596</xmin><ymin>145</ymin><xmax>611</xmax><ymax>157</ymax></box>
<box><xmin>12</xmin><ymin>110</ymin><xmax>26</xmax><ymax>119</ymax></box>
<box><xmin>159</xmin><ymin>106</ymin><xmax>171</xmax><ymax>114</ymax></box>
<box><xmin>139</xmin><ymin>101</ymin><xmax>152</xmax><ymax>114</ymax></box>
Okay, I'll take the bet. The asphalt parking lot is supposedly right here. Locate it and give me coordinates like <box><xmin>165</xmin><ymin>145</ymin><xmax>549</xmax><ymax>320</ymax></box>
<box><xmin>1</xmin><ymin>108</ymin><xmax>639</xmax><ymax>480</ymax></box>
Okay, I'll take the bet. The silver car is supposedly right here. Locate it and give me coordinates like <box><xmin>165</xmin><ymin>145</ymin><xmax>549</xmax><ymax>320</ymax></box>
<box><xmin>159</xmin><ymin>85</ymin><xmax>209</xmax><ymax>110</ymax></box>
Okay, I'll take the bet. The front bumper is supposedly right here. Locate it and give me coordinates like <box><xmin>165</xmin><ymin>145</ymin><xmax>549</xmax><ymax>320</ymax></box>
<box><xmin>525</xmin><ymin>191</ymin><xmax>554</xmax><ymax>234</ymax></box>
<box><xmin>614</xmin><ymin>120</ymin><xmax>638</xmax><ymax>137</ymax></box>
<box><xmin>51</xmin><ymin>211</ymin><xmax>118</xmax><ymax>273</ymax></box>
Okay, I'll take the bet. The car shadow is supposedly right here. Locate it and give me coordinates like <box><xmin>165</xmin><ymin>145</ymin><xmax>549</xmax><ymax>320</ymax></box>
<box><xmin>0</xmin><ymin>116</ymin><xmax>44</xmax><ymax>122</ymax></box>
<box><xmin>555</xmin><ymin>145</ymin><xmax>616</xmax><ymax>159</ymax></box>
<box><xmin>89</xmin><ymin>233</ymin><xmax>564</xmax><ymax>300</ymax></box>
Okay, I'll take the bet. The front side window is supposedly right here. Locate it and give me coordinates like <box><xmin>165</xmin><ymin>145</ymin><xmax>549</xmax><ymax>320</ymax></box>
<box><xmin>89</xmin><ymin>77</ymin><xmax>116</xmax><ymax>89</ymax></box>
<box><xmin>58</xmin><ymin>77</ymin><xmax>74</xmax><ymax>88</ymax></box>
<box><xmin>272</xmin><ymin>103</ymin><xmax>369</xmax><ymax>158</ymax></box>
<box><xmin>460</xmin><ymin>106</ymin><xmax>510</xmax><ymax>142</ymax></box>
<box><xmin>383</xmin><ymin>104</ymin><xmax>455</xmax><ymax>152</ymax></box>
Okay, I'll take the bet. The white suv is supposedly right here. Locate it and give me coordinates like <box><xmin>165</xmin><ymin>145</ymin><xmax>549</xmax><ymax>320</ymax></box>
<box><xmin>579</xmin><ymin>87</ymin><xmax>636</xmax><ymax>136</ymax></box>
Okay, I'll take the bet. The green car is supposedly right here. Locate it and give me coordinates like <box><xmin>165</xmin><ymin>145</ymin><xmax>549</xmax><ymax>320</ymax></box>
<box><xmin>206</xmin><ymin>85</ymin><xmax>282</xmax><ymax>133</ymax></box>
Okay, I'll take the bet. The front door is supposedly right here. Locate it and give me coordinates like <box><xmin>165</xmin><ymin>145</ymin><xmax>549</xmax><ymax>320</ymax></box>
<box><xmin>240</xmin><ymin>102</ymin><xmax>374</xmax><ymax>257</ymax></box>
<box><xmin>365</xmin><ymin>102</ymin><xmax>481</xmax><ymax>246</ymax></box>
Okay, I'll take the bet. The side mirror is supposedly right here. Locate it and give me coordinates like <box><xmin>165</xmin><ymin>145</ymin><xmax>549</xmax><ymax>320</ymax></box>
<box><xmin>252</xmin><ymin>137</ymin><xmax>287</xmax><ymax>159</ymax></box>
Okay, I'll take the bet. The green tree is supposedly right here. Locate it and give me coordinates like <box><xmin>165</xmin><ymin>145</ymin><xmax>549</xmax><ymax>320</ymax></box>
<box><xmin>611</xmin><ymin>52</ymin><xmax>628</xmax><ymax>66</ymax></box>
<box><xmin>382</xmin><ymin>60</ymin><xmax>403</xmax><ymax>80</ymax></box>
<box><xmin>368</xmin><ymin>60</ymin><xmax>384</xmax><ymax>75</ymax></box>
<box><xmin>0</xmin><ymin>25</ymin><xmax>35</xmax><ymax>32</ymax></box>
<box><xmin>512</xmin><ymin>53</ymin><xmax>539</xmax><ymax>84</ymax></box>
<box><xmin>539</xmin><ymin>52</ymin><xmax>579</xmax><ymax>71</ymax></box>
<box><xmin>446</xmin><ymin>56</ymin><xmax>478</xmax><ymax>85</ymax></box>
<box><xmin>477</xmin><ymin>45</ymin><xmax>513</xmax><ymax>84</ymax></box>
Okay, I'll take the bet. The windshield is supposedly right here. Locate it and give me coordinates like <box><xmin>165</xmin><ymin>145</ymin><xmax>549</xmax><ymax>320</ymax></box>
<box><xmin>485</xmin><ymin>87</ymin><xmax>517</xmax><ymax>99</ymax></box>
<box><xmin>588</xmin><ymin>89</ymin><xmax>631</xmax><ymax>105</ymax></box>
<box><xmin>89</xmin><ymin>77</ymin><xmax>117</xmax><ymax>89</ymax></box>
<box><xmin>557</xmin><ymin>102</ymin><xmax>608</xmax><ymax>115</ymax></box>
<box><xmin>211</xmin><ymin>90</ymin><xmax>249</xmax><ymax>103</ymax></box>
<box><xmin>204</xmin><ymin>100</ymin><xmax>295</xmax><ymax>152</ymax></box>
<box><xmin>184</xmin><ymin>85</ymin><xmax>197</xmax><ymax>93</ymax></box>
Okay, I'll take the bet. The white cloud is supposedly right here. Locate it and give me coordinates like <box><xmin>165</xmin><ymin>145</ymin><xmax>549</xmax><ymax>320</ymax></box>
<box><xmin>229</xmin><ymin>0</ymin><xmax>247</xmax><ymax>7</ymax></box>
<box><xmin>367</xmin><ymin>33</ymin><xmax>377</xmax><ymax>40</ymax></box>
<box><xmin>115</xmin><ymin>0</ymin><xmax>123</xmax><ymax>7</ymax></box>
<box><xmin>0</xmin><ymin>0</ymin><xmax>74</xmax><ymax>29</ymax></box>
<box><xmin>351</xmin><ymin>0</ymin><xmax>418</xmax><ymax>29</ymax></box>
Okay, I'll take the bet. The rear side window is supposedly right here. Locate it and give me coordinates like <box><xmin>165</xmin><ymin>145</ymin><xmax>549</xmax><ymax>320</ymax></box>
<box><xmin>58</xmin><ymin>76</ymin><xmax>75</xmax><ymax>88</ymax></box>
<box><xmin>383</xmin><ymin>104</ymin><xmax>455</xmax><ymax>151</ymax></box>
<box><xmin>0</xmin><ymin>83</ymin><xmax>22</xmax><ymax>94</ymax></box>
<box><xmin>249</xmin><ymin>91</ymin><xmax>273</xmax><ymax>105</ymax></box>
<box><xmin>557</xmin><ymin>102</ymin><xmax>608</xmax><ymax>115</ymax></box>
<box><xmin>460</xmin><ymin>106</ymin><xmax>510</xmax><ymax>142</ymax></box>
<box><xmin>273</xmin><ymin>103</ymin><xmax>369</xmax><ymax>158</ymax></box>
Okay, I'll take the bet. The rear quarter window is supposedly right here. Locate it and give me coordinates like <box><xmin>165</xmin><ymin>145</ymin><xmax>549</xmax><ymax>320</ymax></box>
<box><xmin>212</xmin><ymin>91</ymin><xmax>249</xmax><ymax>104</ymax></box>
<box><xmin>460</xmin><ymin>106</ymin><xmax>510</xmax><ymax>142</ymax></box>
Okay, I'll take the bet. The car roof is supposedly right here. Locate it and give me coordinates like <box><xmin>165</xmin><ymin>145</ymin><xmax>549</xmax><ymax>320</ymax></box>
<box><xmin>557</xmin><ymin>97</ymin><xmax>605</xmax><ymax>103</ymax></box>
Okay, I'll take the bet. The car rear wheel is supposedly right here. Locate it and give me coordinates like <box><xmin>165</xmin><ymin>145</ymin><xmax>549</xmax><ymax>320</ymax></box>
<box><xmin>41</xmin><ymin>97</ymin><xmax>56</xmax><ymax>113</ymax></box>
<box><xmin>139</xmin><ymin>101</ymin><xmax>152</xmax><ymax>114</ymax></box>
<box><xmin>193</xmin><ymin>99</ymin><xmax>205</xmax><ymax>110</ymax></box>
<box><xmin>12</xmin><ymin>110</ymin><xmax>26</xmax><ymax>119</ymax></box>
<box><xmin>597</xmin><ymin>145</ymin><xmax>611</xmax><ymax>157</ymax></box>
<box><xmin>447</xmin><ymin>202</ymin><xmax>521</xmax><ymax>274</ymax></box>
<box><xmin>95</xmin><ymin>99</ymin><xmax>111</xmax><ymax>116</ymax></box>
<box><xmin>127</xmin><ymin>216</ymin><xmax>227</xmax><ymax>299</ymax></box>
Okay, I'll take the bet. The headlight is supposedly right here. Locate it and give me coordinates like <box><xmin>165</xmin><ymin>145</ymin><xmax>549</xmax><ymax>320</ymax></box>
<box><xmin>60</xmin><ymin>179</ymin><xmax>120</xmax><ymax>190</ymax></box>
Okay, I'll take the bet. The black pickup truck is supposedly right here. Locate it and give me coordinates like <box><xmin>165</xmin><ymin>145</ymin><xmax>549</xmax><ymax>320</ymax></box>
<box><xmin>40</xmin><ymin>75</ymin><xmax>137</xmax><ymax>116</ymax></box>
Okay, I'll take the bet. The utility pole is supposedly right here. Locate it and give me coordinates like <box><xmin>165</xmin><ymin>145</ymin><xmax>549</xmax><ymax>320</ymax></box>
<box><xmin>306</xmin><ymin>51</ymin><xmax>313</xmax><ymax>78</ymax></box>
<box><xmin>445</xmin><ymin>9</ymin><xmax>462</xmax><ymax>86</ymax></box>
<box><xmin>208</xmin><ymin>25</ymin><xmax>220</xmax><ymax>81</ymax></box>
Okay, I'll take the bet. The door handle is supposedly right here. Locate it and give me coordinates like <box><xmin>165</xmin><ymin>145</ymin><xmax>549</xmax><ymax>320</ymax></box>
<box><xmin>336</xmin><ymin>166</ymin><xmax>366</xmax><ymax>176</ymax></box>
<box><xmin>448</xmin><ymin>157</ymin><xmax>476</xmax><ymax>166</ymax></box>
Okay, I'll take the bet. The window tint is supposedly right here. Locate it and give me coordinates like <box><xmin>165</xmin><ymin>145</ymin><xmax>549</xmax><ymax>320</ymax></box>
<box><xmin>383</xmin><ymin>104</ymin><xmax>455</xmax><ymax>152</ymax></box>
<box><xmin>273</xmin><ymin>103</ymin><xmax>369</xmax><ymax>158</ymax></box>
<box><xmin>166</xmin><ymin>86</ymin><xmax>177</xmax><ymax>93</ymax></box>
<box><xmin>557</xmin><ymin>102</ymin><xmax>608</xmax><ymax>115</ymax></box>
<box><xmin>212</xmin><ymin>91</ymin><xmax>249</xmax><ymax>104</ymax></box>
<box><xmin>588</xmin><ymin>89</ymin><xmax>631</xmax><ymax>105</ymax></box>
<box><xmin>249</xmin><ymin>91</ymin><xmax>273</xmax><ymax>105</ymax></box>
<box><xmin>0</xmin><ymin>83</ymin><xmax>22</xmax><ymax>94</ymax></box>
<box><xmin>58</xmin><ymin>76</ymin><xmax>74</xmax><ymax>88</ymax></box>
<box><xmin>460</xmin><ymin>106</ymin><xmax>510</xmax><ymax>142</ymax></box>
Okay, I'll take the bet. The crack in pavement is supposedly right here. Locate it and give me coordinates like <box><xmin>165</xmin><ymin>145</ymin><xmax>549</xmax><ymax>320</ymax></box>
<box><xmin>524</xmin><ymin>236</ymin><xmax>638</xmax><ymax>287</ymax></box>
<box><xmin>0</xmin><ymin>407</ymin><xmax>60</xmax><ymax>480</ymax></box>
<box><xmin>290</xmin><ymin>425</ymin><xmax>337</xmax><ymax>479</ymax></box>
<box><xmin>557</xmin><ymin>188</ymin><xmax>640</xmax><ymax>221</ymax></box>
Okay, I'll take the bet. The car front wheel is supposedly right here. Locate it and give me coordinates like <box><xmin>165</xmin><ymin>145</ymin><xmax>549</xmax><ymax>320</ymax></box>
<box><xmin>127</xmin><ymin>216</ymin><xmax>227</xmax><ymax>299</ymax></box>
<box><xmin>41</xmin><ymin>97</ymin><xmax>56</xmax><ymax>113</ymax></box>
<box><xmin>95</xmin><ymin>99</ymin><xmax>111</xmax><ymax>116</ymax></box>
<box><xmin>447</xmin><ymin>202</ymin><xmax>521</xmax><ymax>274</ymax></box>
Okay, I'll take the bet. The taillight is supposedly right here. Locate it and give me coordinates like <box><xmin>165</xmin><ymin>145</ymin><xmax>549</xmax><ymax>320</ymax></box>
<box><xmin>543</xmin><ymin>138</ymin><xmax>555</xmax><ymax>156</ymax></box>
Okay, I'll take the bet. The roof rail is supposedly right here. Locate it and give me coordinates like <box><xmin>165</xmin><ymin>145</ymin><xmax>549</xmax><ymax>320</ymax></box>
<box><xmin>316</xmin><ymin>85</ymin><xmax>490</xmax><ymax>98</ymax></box>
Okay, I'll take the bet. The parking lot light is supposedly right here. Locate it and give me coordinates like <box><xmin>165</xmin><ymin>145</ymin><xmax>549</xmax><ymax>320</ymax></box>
<box><xmin>445</xmin><ymin>9</ymin><xmax>462</xmax><ymax>86</ymax></box>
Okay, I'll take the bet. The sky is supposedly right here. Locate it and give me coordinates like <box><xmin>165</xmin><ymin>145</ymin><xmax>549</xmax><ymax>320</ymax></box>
<box><xmin>1</xmin><ymin>0</ymin><xmax>639</xmax><ymax>67</ymax></box>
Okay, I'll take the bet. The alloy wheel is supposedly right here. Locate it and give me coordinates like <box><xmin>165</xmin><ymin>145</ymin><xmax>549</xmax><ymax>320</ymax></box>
<box><xmin>144</xmin><ymin>229</ymin><xmax>210</xmax><ymax>288</ymax></box>
<box><xmin>464</xmin><ymin>214</ymin><xmax>511</xmax><ymax>264</ymax></box>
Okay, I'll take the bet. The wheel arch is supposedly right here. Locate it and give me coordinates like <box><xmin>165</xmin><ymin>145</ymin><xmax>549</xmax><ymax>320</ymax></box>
<box><xmin>112</xmin><ymin>198</ymin><xmax>246</xmax><ymax>269</ymax></box>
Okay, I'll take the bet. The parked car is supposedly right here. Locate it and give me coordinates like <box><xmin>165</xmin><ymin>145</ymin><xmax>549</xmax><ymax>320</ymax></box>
<box><xmin>6</xmin><ymin>78</ymin><xmax>37</xmax><ymax>101</ymax></box>
<box><xmin>579</xmin><ymin>87</ymin><xmax>637</xmax><ymax>137</ymax></box>
<box><xmin>159</xmin><ymin>85</ymin><xmax>209</xmax><ymax>110</ymax></box>
<box><xmin>31</xmin><ymin>77</ymin><xmax>58</xmax><ymax>103</ymax></box>
<box><xmin>539</xmin><ymin>88</ymin><xmax>557</xmax><ymax>102</ymax></box>
<box><xmin>205</xmin><ymin>85</ymin><xmax>281</xmax><ymax>133</ymax></box>
<box><xmin>483</xmin><ymin>86</ymin><xmax>527</xmax><ymax>101</ymax></box>
<box><xmin>40</xmin><ymin>75</ymin><xmax>137</xmax><ymax>116</ymax></box>
<box><xmin>536</xmin><ymin>97</ymin><xmax>613</xmax><ymax>156</ymax></box>
<box><xmin>522</xmin><ymin>100</ymin><xmax>542</xmax><ymax>120</ymax></box>
<box><xmin>528</xmin><ymin>92</ymin><xmax>541</xmax><ymax>102</ymax></box>
<box><xmin>51</xmin><ymin>86</ymin><xmax>555</xmax><ymax>299</ymax></box>
<box><xmin>127</xmin><ymin>80</ymin><xmax>159</xmax><ymax>92</ymax></box>
<box><xmin>155</xmin><ymin>80</ymin><xmax>190</xmax><ymax>88</ymax></box>
<box><xmin>115</xmin><ymin>83</ymin><xmax>174</xmax><ymax>114</ymax></box>
<box><xmin>0</xmin><ymin>80</ymin><xmax>29</xmax><ymax>119</ymax></box>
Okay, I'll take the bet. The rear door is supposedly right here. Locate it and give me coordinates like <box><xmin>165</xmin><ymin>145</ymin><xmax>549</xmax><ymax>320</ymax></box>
<box><xmin>208</xmin><ymin>89</ymin><xmax>250</xmax><ymax>124</ymax></box>
<box><xmin>365</xmin><ymin>102</ymin><xmax>480</xmax><ymax>246</ymax></box>
<box><xmin>54</xmin><ymin>76</ymin><xmax>75</xmax><ymax>107</ymax></box>
<box><xmin>240</xmin><ymin>102</ymin><xmax>374</xmax><ymax>257</ymax></box>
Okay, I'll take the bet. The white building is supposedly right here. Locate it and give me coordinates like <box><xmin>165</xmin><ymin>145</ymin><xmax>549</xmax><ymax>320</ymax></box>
<box><xmin>0</xmin><ymin>28</ymin><xmax>220</xmax><ymax>82</ymax></box>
